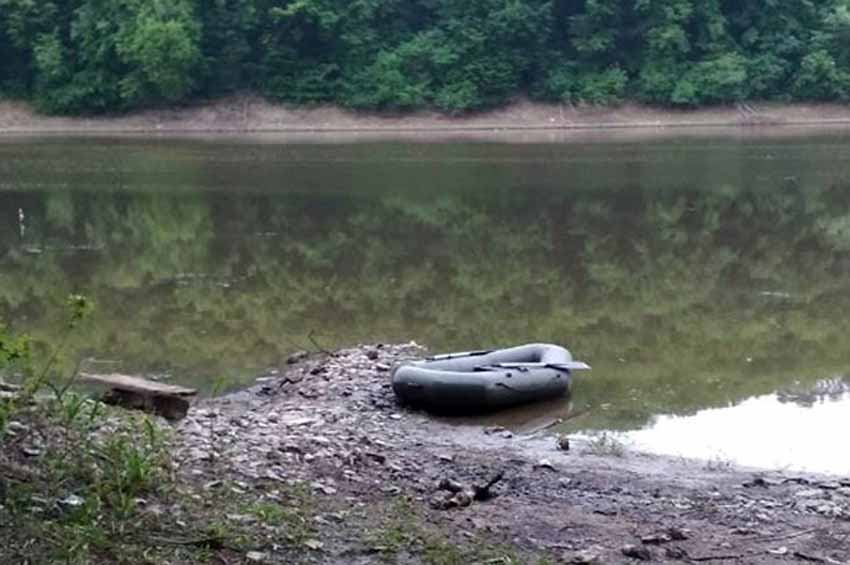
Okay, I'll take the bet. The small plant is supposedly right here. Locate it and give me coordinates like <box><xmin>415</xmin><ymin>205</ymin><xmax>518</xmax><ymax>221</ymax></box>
<box><xmin>96</xmin><ymin>417</ymin><xmax>169</xmax><ymax>511</ymax></box>
<box><xmin>586</xmin><ymin>432</ymin><xmax>626</xmax><ymax>457</ymax></box>
<box><xmin>704</xmin><ymin>455</ymin><xmax>733</xmax><ymax>471</ymax></box>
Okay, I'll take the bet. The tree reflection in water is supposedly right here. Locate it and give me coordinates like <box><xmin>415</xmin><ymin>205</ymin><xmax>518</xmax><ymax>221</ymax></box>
<box><xmin>2</xmin><ymin>136</ymin><xmax>850</xmax><ymax>434</ymax></box>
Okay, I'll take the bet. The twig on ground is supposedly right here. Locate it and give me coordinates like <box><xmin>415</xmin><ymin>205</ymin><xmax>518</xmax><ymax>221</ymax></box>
<box><xmin>307</xmin><ymin>330</ymin><xmax>336</xmax><ymax>357</ymax></box>
<box><xmin>755</xmin><ymin>527</ymin><xmax>819</xmax><ymax>543</ymax></box>
<box><xmin>792</xmin><ymin>551</ymin><xmax>827</xmax><ymax>563</ymax></box>
<box><xmin>150</xmin><ymin>536</ymin><xmax>227</xmax><ymax>550</ymax></box>
<box><xmin>472</xmin><ymin>471</ymin><xmax>505</xmax><ymax>501</ymax></box>
<box><xmin>522</xmin><ymin>407</ymin><xmax>592</xmax><ymax>438</ymax></box>
<box><xmin>689</xmin><ymin>551</ymin><xmax>758</xmax><ymax>562</ymax></box>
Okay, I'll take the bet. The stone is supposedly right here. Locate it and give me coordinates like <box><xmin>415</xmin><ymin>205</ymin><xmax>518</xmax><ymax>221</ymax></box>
<box><xmin>311</xmin><ymin>482</ymin><xmax>337</xmax><ymax>495</ymax></box>
<box><xmin>557</xmin><ymin>436</ymin><xmax>571</xmax><ymax>451</ymax></box>
<box><xmin>286</xmin><ymin>351</ymin><xmax>309</xmax><ymax>365</ymax></box>
<box><xmin>621</xmin><ymin>544</ymin><xmax>652</xmax><ymax>561</ymax></box>
<box><xmin>438</xmin><ymin>478</ymin><xmax>465</xmax><ymax>493</ymax></box>
<box><xmin>20</xmin><ymin>446</ymin><xmax>42</xmax><ymax>457</ymax></box>
<box><xmin>246</xmin><ymin>551</ymin><xmax>268</xmax><ymax>562</ymax></box>
<box><xmin>449</xmin><ymin>491</ymin><xmax>472</xmax><ymax>508</ymax></box>
<box><xmin>664</xmin><ymin>547</ymin><xmax>688</xmax><ymax>560</ymax></box>
<box><xmin>227</xmin><ymin>513</ymin><xmax>258</xmax><ymax>525</ymax></box>
<box><xmin>641</xmin><ymin>533</ymin><xmax>671</xmax><ymax>545</ymax></box>
<box><xmin>6</xmin><ymin>421</ymin><xmax>29</xmax><ymax>435</ymax></box>
<box><xmin>535</xmin><ymin>459</ymin><xmax>556</xmax><ymax>471</ymax></box>
<box><xmin>429</xmin><ymin>492</ymin><xmax>453</xmax><ymax>510</ymax></box>
<box><xmin>794</xmin><ymin>489</ymin><xmax>824</xmax><ymax>498</ymax></box>
<box><xmin>365</xmin><ymin>349</ymin><xmax>379</xmax><ymax>360</ymax></box>
<box><xmin>0</xmin><ymin>380</ymin><xmax>21</xmax><ymax>392</ymax></box>
<box><xmin>280</xmin><ymin>415</ymin><xmax>318</xmax><ymax>427</ymax></box>
<box><xmin>566</xmin><ymin>548</ymin><xmax>602</xmax><ymax>564</ymax></box>
<box><xmin>59</xmin><ymin>494</ymin><xmax>85</xmax><ymax>508</ymax></box>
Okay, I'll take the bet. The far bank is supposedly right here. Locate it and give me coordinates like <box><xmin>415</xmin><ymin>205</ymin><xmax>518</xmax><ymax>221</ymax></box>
<box><xmin>4</xmin><ymin>97</ymin><xmax>850</xmax><ymax>139</ymax></box>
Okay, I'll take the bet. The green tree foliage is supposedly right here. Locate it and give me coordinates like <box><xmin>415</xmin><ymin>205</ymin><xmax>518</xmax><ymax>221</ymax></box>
<box><xmin>3</xmin><ymin>0</ymin><xmax>850</xmax><ymax>113</ymax></box>
<box><xmin>114</xmin><ymin>0</ymin><xmax>202</xmax><ymax>104</ymax></box>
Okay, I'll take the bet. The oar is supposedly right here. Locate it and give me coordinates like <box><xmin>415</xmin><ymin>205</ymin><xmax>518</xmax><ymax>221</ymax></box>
<box><xmin>483</xmin><ymin>361</ymin><xmax>592</xmax><ymax>371</ymax></box>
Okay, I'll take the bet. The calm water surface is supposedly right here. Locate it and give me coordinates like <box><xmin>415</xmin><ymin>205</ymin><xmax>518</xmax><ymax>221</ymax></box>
<box><xmin>2</xmin><ymin>133</ymin><xmax>850</xmax><ymax>473</ymax></box>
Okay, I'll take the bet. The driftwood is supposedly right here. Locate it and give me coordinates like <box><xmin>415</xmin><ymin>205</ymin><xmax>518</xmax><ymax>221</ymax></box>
<box><xmin>80</xmin><ymin>373</ymin><xmax>197</xmax><ymax>421</ymax></box>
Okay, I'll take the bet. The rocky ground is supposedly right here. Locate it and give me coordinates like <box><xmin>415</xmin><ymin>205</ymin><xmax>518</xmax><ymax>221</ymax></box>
<box><xmin>173</xmin><ymin>344</ymin><xmax>850</xmax><ymax>564</ymax></box>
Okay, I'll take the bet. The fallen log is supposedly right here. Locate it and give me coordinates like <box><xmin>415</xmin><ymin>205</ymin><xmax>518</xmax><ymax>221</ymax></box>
<box><xmin>80</xmin><ymin>373</ymin><xmax>197</xmax><ymax>421</ymax></box>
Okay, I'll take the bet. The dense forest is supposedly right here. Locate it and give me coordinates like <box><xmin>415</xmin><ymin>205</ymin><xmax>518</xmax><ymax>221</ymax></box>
<box><xmin>1</xmin><ymin>0</ymin><xmax>850</xmax><ymax>114</ymax></box>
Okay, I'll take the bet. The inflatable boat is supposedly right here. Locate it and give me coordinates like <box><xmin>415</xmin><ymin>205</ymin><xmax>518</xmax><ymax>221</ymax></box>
<box><xmin>391</xmin><ymin>343</ymin><xmax>589</xmax><ymax>413</ymax></box>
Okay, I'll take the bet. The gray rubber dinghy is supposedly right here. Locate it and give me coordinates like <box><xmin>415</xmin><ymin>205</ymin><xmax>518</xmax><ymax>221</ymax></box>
<box><xmin>392</xmin><ymin>343</ymin><xmax>590</xmax><ymax>413</ymax></box>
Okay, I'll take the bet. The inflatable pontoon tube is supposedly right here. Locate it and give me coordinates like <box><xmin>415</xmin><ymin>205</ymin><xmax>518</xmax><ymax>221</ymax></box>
<box><xmin>392</xmin><ymin>343</ymin><xmax>590</xmax><ymax>413</ymax></box>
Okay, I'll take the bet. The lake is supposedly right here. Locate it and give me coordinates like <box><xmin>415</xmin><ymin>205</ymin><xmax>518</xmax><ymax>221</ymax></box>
<box><xmin>2</xmin><ymin>132</ymin><xmax>850</xmax><ymax>473</ymax></box>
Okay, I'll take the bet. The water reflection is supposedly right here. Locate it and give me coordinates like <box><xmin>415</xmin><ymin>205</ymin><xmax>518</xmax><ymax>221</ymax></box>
<box><xmin>2</xmin><ymin>135</ymin><xmax>850</xmax><ymax>472</ymax></box>
<box><xmin>614</xmin><ymin>378</ymin><xmax>850</xmax><ymax>475</ymax></box>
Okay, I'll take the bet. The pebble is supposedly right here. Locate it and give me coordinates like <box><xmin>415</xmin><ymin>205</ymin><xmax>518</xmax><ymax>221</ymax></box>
<box><xmin>438</xmin><ymin>478</ymin><xmax>464</xmax><ymax>493</ymax></box>
<box><xmin>286</xmin><ymin>351</ymin><xmax>309</xmax><ymax>365</ymax></box>
<box><xmin>621</xmin><ymin>544</ymin><xmax>653</xmax><ymax>561</ymax></box>
<box><xmin>311</xmin><ymin>482</ymin><xmax>337</xmax><ymax>495</ymax></box>
<box><xmin>6</xmin><ymin>421</ymin><xmax>29</xmax><ymax>435</ymax></box>
<box><xmin>640</xmin><ymin>533</ymin><xmax>671</xmax><ymax>545</ymax></box>
<box><xmin>58</xmin><ymin>494</ymin><xmax>85</xmax><ymax>508</ymax></box>
<box><xmin>795</xmin><ymin>489</ymin><xmax>825</xmax><ymax>498</ymax></box>
<box><xmin>566</xmin><ymin>548</ymin><xmax>602</xmax><ymax>564</ymax></box>
<box><xmin>535</xmin><ymin>459</ymin><xmax>556</xmax><ymax>471</ymax></box>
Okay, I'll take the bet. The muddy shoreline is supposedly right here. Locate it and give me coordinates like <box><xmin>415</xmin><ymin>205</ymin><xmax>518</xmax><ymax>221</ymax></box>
<box><xmin>173</xmin><ymin>344</ymin><xmax>850</xmax><ymax>564</ymax></box>
<box><xmin>4</xmin><ymin>98</ymin><xmax>850</xmax><ymax>141</ymax></box>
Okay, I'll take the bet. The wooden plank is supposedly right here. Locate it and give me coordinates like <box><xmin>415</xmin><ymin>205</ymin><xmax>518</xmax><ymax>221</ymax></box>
<box><xmin>80</xmin><ymin>373</ymin><xmax>197</xmax><ymax>397</ymax></box>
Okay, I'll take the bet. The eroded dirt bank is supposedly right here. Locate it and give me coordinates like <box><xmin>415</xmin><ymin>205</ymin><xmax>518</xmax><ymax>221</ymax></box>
<box><xmin>174</xmin><ymin>344</ymin><xmax>850</xmax><ymax>564</ymax></box>
<box><xmin>5</xmin><ymin>98</ymin><xmax>850</xmax><ymax>138</ymax></box>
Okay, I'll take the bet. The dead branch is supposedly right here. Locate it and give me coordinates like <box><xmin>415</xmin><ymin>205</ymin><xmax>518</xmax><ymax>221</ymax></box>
<box><xmin>473</xmin><ymin>471</ymin><xmax>505</xmax><ymax>501</ymax></box>
<box><xmin>307</xmin><ymin>330</ymin><xmax>336</xmax><ymax>357</ymax></box>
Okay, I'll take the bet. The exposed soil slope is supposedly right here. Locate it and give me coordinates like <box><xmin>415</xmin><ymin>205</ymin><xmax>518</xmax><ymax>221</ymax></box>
<box><xmin>4</xmin><ymin>98</ymin><xmax>850</xmax><ymax>137</ymax></box>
